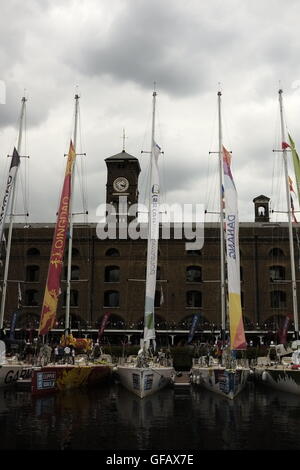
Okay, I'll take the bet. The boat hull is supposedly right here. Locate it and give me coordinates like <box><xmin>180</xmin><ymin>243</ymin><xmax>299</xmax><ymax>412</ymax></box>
<box><xmin>261</xmin><ymin>367</ymin><xmax>300</xmax><ymax>395</ymax></box>
<box><xmin>0</xmin><ymin>364</ymin><xmax>32</xmax><ymax>388</ymax></box>
<box><xmin>31</xmin><ymin>364</ymin><xmax>112</xmax><ymax>395</ymax></box>
<box><xmin>117</xmin><ymin>365</ymin><xmax>175</xmax><ymax>398</ymax></box>
<box><xmin>191</xmin><ymin>366</ymin><xmax>250</xmax><ymax>399</ymax></box>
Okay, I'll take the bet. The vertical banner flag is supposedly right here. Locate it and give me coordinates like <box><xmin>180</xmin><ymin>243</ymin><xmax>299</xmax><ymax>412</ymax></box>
<box><xmin>286</xmin><ymin>135</ymin><xmax>300</xmax><ymax>205</ymax></box>
<box><xmin>98</xmin><ymin>312</ymin><xmax>111</xmax><ymax>340</ymax></box>
<box><xmin>143</xmin><ymin>143</ymin><xmax>161</xmax><ymax>349</ymax></box>
<box><xmin>187</xmin><ymin>313</ymin><xmax>200</xmax><ymax>344</ymax></box>
<box><xmin>222</xmin><ymin>146</ymin><xmax>247</xmax><ymax>350</ymax></box>
<box><xmin>288</xmin><ymin>176</ymin><xmax>298</xmax><ymax>223</ymax></box>
<box><xmin>17</xmin><ymin>282</ymin><xmax>22</xmax><ymax>308</ymax></box>
<box><xmin>160</xmin><ymin>284</ymin><xmax>164</xmax><ymax>306</ymax></box>
<box><xmin>39</xmin><ymin>141</ymin><xmax>76</xmax><ymax>336</ymax></box>
<box><xmin>9</xmin><ymin>309</ymin><xmax>20</xmax><ymax>340</ymax></box>
<box><xmin>0</xmin><ymin>148</ymin><xmax>20</xmax><ymax>248</ymax></box>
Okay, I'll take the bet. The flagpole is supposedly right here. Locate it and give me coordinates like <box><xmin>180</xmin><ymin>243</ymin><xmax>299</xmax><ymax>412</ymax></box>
<box><xmin>0</xmin><ymin>96</ymin><xmax>26</xmax><ymax>329</ymax></box>
<box><xmin>217</xmin><ymin>90</ymin><xmax>226</xmax><ymax>340</ymax></box>
<box><xmin>143</xmin><ymin>87</ymin><xmax>158</xmax><ymax>349</ymax></box>
<box><xmin>65</xmin><ymin>94</ymin><xmax>79</xmax><ymax>333</ymax></box>
<box><xmin>279</xmin><ymin>89</ymin><xmax>299</xmax><ymax>339</ymax></box>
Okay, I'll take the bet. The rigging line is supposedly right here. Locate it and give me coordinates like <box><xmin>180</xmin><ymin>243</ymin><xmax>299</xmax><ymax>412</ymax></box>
<box><xmin>204</xmin><ymin>102</ymin><xmax>218</xmax><ymax>212</ymax></box>
<box><xmin>78</xmin><ymin>103</ymin><xmax>89</xmax><ymax>223</ymax></box>
<box><xmin>0</xmin><ymin>149</ymin><xmax>10</xmax><ymax>201</ymax></box>
<box><xmin>221</xmin><ymin>97</ymin><xmax>233</xmax><ymax>156</ymax></box>
<box><xmin>18</xmin><ymin>109</ymin><xmax>29</xmax><ymax>226</ymax></box>
<box><xmin>126</xmin><ymin>234</ymin><xmax>135</xmax><ymax>330</ymax></box>
<box><xmin>140</xmin><ymin>152</ymin><xmax>151</xmax><ymax>211</ymax></box>
<box><xmin>139</xmin><ymin>119</ymin><xmax>153</xmax><ymax>207</ymax></box>
<box><xmin>74</xmin><ymin>156</ymin><xmax>87</xmax><ymax>221</ymax></box>
<box><xmin>155</xmin><ymin>98</ymin><xmax>167</xmax><ymax>208</ymax></box>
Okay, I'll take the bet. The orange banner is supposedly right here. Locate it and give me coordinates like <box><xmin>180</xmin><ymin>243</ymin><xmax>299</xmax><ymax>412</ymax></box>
<box><xmin>39</xmin><ymin>141</ymin><xmax>76</xmax><ymax>335</ymax></box>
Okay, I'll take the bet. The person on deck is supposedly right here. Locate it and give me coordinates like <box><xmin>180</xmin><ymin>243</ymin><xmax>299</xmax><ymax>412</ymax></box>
<box><xmin>64</xmin><ymin>345</ymin><xmax>71</xmax><ymax>364</ymax></box>
<box><xmin>54</xmin><ymin>345</ymin><xmax>59</xmax><ymax>363</ymax></box>
<box><xmin>71</xmin><ymin>346</ymin><xmax>75</xmax><ymax>365</ymax></box>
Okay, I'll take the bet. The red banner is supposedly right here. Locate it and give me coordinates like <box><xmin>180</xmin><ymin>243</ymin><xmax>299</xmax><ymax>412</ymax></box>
<box><xmin>39</xmin><ymin>141</ymin><xmax>76</xmax><ymax>336</ymax></box>
<box><xmin>98</xmin><ymin>312</ymin><xmax>111</xmax><ymax>339</ymax></box>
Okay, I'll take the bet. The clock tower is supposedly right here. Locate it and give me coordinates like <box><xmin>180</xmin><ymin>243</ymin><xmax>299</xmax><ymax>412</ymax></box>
<box><xmin>105</xmin><ymin>149</ymin><xmax>141</xmax><ymax>220</ymax></box>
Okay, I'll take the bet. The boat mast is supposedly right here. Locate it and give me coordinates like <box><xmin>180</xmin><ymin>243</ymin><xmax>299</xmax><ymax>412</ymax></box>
<box><xmin>65</xmin><ymin>94</ymin><xmax>79</xmax><ymax>332</ymax></box>
<box><xmin>0</xmin><ymin>96</ymin><xmax>26</xmax><ymax>329</ymax></box>
<box><xmin>142</xmin><ymin>88</ymin><xmax>158</xmax><ymax>348</ymax></box>
<box><xmin>150</xmin><ymin>90</ymin><xmax>156</xmax><ymax>183</ymax></box>
<box><xmin>217</xmin><ymin>90</ymin><xmax>226</xmax><ymax>339</ymax></box>
<box><xmin>278</xmin><ymin>89</ymin><xmax>299</xmax><ymax>339</ymax></box>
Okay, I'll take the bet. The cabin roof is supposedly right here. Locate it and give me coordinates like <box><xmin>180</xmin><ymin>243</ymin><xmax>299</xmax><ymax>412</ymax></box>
<box><xmin>105</xmin><ymin>150</ymin><xmax>139</xmax><ymax>162</ymax></box>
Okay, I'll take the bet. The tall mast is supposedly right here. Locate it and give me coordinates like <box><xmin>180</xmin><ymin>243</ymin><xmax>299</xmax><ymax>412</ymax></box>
<box><xmin>65</xmin><ymin>94</ymin><xmax>79</xmax><ymax>332</ymax></box>
<box><xmin>143</xmin><ymin>88</ymin><xmax>159</xmax><ymax>349</ymax></box>
<box><xmin>278</xmin><ymin>89</ymin><xmax>299</xmax><ymax>339</ymax></box>
<box><xmin>218</xmin><ymin>90</ymin><xmax>226</xmax><ymax>338</ymax></box>
<box><xmin>0</xmin><ymin>96</ymin><xmax>26</xmax><ymax>329</ymax></box>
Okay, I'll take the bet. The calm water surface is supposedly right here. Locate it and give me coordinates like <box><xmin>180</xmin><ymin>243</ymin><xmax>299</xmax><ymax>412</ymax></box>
<box><xmin>1</xmin><ymin>382</ymin><xmax>300</xmax><ymax>450</ymax></box>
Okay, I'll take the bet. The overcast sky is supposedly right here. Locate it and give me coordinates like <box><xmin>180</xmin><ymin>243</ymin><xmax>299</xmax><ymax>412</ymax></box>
<box><xmin>1</xmin><ymin>0</ymin><xmax>300</xmax><ymax>224</ymax></box>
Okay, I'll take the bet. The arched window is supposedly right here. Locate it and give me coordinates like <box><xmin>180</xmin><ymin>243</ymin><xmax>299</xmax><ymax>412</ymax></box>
<box><xmin>63</xmin><ymin>290</ymin><xmax>79</xmax><ymax>307</ymax></box>
<box><xmin>64</xmin><ymin>265</ymin><xmax>80</xmax><ymax>280</ymax></box>
<box><xmin>27</xmin><ymin>248</ymin><xmax>40</xmax><ymax>257</ymax></box>
<box><xmin>269</xmin><ymin>248</ymin><xmax>285</xmax><ymax>257</ymax></box>
<box><xmin>269</xmin><ymin>266</ymin><xmax>285</xmax><ymax>281</ymax></box>
<box><xmin>25</xmin><ymin>289</ymin><xmax>39</xmax><ymax>306</ymax></box>
<box><xmin>186</xmin><ymin>290</ymin><xmax>202</xmax><ymax>308</ymax></box>
<box><xmin>104</xmin><ymin>290</ymin><xmax>120</xmax><ymax>307</ymax></box>
<box><xmin>270</xmin><ymin>290</ymin><xmax>286</xmax><ymax>309</ymax></box>
<box><xmin>106</xmin><ymin>248</ymin><xmax>120</xmax><ymax>257</ymax></box>
<box><xmin>26</xmin><ymin>265</ymin><xmax>40</xmax><ymax>282</ymax></box>
<box><xmin>186</xmin><ymin>266</ymin><xmax>202</xmax><ymax>282</ymax></box>
<box><xmin>105</xmin><ymin>266</ymin><xmax>120</xmax><ymax>282</ymax></box>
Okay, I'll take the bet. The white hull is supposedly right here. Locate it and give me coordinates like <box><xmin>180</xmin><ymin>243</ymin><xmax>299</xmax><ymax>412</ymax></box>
<box><xmin>117</xmin><ymin>365</ymin><xmax>175</xmax><ymax>398</ymax></box>
<box><xmin>261</xmin><ymin>367</ymin><xmax>300</xmax><ymax>395</ymax></box>
<box><xmin>0</xmin><ymin>364</ymin><xmax>32</xmax><ymax>388</ymax></box>
<box><xmin>190</xmin><ymin>366</ymin><xmax>250</xmax><ymax>399</ymax></box>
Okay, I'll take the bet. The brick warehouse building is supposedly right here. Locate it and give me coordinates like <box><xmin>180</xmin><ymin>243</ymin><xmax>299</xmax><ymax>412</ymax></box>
<box><xmin>0</xmin><ymin>150</ymin><xmax>299</xmax><ymax>342</ymax></box>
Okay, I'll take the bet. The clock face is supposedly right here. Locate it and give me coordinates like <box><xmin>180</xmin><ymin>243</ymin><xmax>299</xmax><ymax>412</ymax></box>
<box><xmin>113</xmin><ymin>177</ymin><xmax>129</xmax><ymax>192</ymax></box>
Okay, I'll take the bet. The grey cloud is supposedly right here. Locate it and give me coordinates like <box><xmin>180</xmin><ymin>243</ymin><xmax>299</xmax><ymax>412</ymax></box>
<box><xmin>67</xmin><ymin>0</ymin><xmax>240</xmax><ymax>97</ymax></box>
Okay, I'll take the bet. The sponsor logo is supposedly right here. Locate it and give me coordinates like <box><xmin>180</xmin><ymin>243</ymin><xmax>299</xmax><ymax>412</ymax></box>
<box><xmin>4</xmin><ymin>368</ymin><xmax>32</xmax><ymax>384</ymax></box>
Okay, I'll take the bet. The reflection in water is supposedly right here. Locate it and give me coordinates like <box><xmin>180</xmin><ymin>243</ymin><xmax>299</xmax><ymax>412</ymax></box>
<box><xmin>0</xmin><ymin>383</ymin><xmax>300</xmax><ymax>450</ymax></box>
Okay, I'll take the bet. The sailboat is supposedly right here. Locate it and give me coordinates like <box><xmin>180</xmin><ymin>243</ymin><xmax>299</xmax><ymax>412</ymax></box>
<box><xmin>190</xmin><ymin>91</ymin><xmax>250</xmax><ymax>399</ymax></box>
<box><xmin>0</xmin><ymin>96</ymin><xmax>33</xmax><ymax>387</ymax></box>
<box><xmin>257</xmin><ymin>89</ymin><xmax>300</xmax><ymax>395</ymax></box>
<box><xmin>117</xmin><ymin>90</ymin><xmax>175</xmax><ymax>399</ymax></box>
<box><xmin>33</xmin><ymin>94</ymin><xmax>112</xmax><ymax>395</ymax></box>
